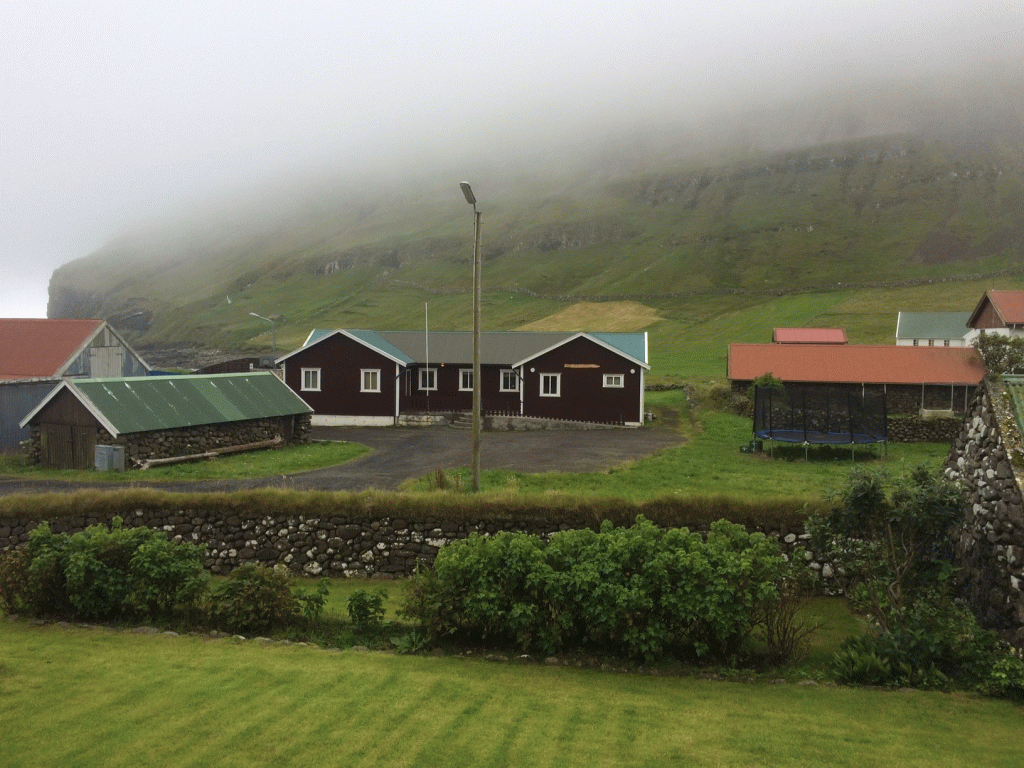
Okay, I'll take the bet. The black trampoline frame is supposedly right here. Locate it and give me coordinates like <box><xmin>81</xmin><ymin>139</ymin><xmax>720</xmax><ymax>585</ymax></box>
<box><xmin>752</xmin><ymin>384</ymin><xmax>888</xmax><ymax>460</ymax></box>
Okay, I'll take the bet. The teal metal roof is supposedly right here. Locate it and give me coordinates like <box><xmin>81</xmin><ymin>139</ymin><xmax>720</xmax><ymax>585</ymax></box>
<box><xmin>345</xmin><ymin>330</ymin><xmax>415</xmax><ymax>364</ymax></box>
<box><xmin>60</xmin><ymin>372</ymin><xmax>311</xmax><ymax>436</ymax></box>
<box><xmin>896</xmin><ymin>312</ymin><xmax>971</xmax><ymax>340</ymax></box>
<box><xmin>590</xmin><ymin>333</ymin><xmax>647</xmax><ymax>364</ymax></box>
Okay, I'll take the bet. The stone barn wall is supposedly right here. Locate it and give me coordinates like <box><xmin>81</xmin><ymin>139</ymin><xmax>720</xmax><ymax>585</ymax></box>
<box><xmin>944</xmin><ymin>377</ymin><xmax>1024</xmax><ymax>648</ymax></box>
<box><xmin>25</xmin><ymin>413</ymin><xmax>312</xmax><ymax>469</ymax></box>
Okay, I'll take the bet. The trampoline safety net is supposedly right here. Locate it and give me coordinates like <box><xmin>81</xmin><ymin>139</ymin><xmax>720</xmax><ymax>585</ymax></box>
<box><xmin>753</xmin><ymin>385</ymin><xmax>887</xmax><ymax>445</ymax></box>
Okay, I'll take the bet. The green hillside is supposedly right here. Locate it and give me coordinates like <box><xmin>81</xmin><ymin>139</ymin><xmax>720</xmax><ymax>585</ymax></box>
<box><xmin>48</xmin><ymin>69</ymin><xmax>1024</xmax><ymax>382</ymax></box>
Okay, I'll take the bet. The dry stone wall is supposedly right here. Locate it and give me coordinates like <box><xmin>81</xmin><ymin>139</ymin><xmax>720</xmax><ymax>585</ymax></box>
<box><xmin>887</xmin><ymin>415</ymin><xmax>962</xmax><ymax>443</ymax></box>
<box><xmin>0</xmin><ymin>509</ymin><xmax>832</xmax><ymax>582</ymax></box>
<box><xmin>26</xmin><ymin>414</ymin><xmax>312</xmax><ymax>469</ymax></box>
<box><xmin>945</xmin><ymin>377</ymin><xmax>1024</xmax><ymax>647</ymax></box>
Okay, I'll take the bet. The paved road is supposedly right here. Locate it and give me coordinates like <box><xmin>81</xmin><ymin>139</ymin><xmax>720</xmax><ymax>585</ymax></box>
<box><xmin>0</xmin><ymin>426</ymin><xmax>685</xmax><ymax>495</ymax></box>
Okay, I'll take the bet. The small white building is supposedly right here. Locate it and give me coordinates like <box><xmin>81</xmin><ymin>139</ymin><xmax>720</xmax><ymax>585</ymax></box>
<box><xmin>895</xmin><ymin>312</ymin><xmax>971</xmax><ymax>347</ymax></box>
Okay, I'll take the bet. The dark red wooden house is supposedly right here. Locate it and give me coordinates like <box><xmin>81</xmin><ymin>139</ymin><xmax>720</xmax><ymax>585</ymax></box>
<box><xmin>277</xmin><ymin>329</ymin><xmax>649</xmax><ymax>427</ymax></box>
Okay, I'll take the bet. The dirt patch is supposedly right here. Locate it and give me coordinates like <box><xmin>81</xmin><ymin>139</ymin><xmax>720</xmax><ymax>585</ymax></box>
<box><xmin>515</xmin><ymin>301</ymin><xmax>660</xmax><ymax>332</ymax></box>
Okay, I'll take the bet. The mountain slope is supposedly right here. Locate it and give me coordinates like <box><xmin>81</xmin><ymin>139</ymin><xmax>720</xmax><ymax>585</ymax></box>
<box><xmin>48</xmin><ymin>65</ymin><xmax>1024</xmax><ymax>373</ymax></box>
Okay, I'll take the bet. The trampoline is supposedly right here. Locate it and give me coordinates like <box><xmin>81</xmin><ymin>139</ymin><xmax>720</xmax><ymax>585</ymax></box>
<box><xmin>753</xmin><ymin>384</ymin><xmax>887</xmax><ymax>460</ymax></box>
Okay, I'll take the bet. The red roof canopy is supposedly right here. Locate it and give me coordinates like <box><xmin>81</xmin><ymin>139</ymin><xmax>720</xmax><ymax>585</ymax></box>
<box><xmin>772</xmin><ymin>328</ymin><xmax>847</xmax><ymax>344</ymax></box>
<box><xmin>0</xmin><ymin>319</ymin><xmax>104</xmax><ymax>380</ymax></box>
<box><xmin>728</xmin><ymin>343</ymin><xmax>985</xmax><ymax>385</ymax></box>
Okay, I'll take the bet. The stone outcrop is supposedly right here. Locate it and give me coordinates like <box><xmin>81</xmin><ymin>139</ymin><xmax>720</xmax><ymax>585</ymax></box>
<box><xmin>945</xmin><ymin>377</ymin><xmax>1024</xmax><ymax>647</ymax></box>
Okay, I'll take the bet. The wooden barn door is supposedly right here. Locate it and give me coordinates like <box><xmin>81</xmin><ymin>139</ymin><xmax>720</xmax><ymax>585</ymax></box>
<box><xmin>40</xmin><ymin>423</ymin><xmax>97</xmax><ymax>469</ymax></box>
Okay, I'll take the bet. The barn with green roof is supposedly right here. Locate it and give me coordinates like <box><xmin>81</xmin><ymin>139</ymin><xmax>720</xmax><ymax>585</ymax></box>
<box><xmin>20</xmin><ymin>372</ymin><xmax>312</xmax><ymax>469</ymax></box>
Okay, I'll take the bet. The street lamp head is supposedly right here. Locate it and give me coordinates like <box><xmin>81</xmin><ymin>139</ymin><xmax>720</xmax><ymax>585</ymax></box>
<box><xmin>459</xmin><ymin>182</ymin><xmax>476</xmax><ymax>206</ymax></box>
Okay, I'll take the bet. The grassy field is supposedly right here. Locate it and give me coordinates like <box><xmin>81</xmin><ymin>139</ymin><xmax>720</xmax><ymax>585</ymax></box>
<box><xmin>3</xmin><ymin>618</ymin><xmax>1023</xmax><ymax>768</ymax></box>
<box><xmin>407</xmin><ymin>390</ymin><xmax>952</xmax><ymax>503</ymax></box>
<box><xmin>0</xmin><ymin>440</ymin><xmax>368</xmax><ymax>482</ymax></box>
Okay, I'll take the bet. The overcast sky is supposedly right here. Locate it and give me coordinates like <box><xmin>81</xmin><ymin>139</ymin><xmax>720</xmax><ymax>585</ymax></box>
<box><xmin>3</xmin><ymin>1</ymin><xmax>1021</xmax><ymax>318</ymax></box>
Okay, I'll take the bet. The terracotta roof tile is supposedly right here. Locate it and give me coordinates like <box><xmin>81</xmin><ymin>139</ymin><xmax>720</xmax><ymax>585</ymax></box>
<box><xmin>728</xmin><ymin>343</ymin><xmax>985</xmax><ymax>385</ymax></box>
<box><xmin>0</xmin><ymin>319</ymin><xmax>103</xmax><ymax>379</ymax></box>
<box><xmin>986</xmin><ymin>291</ymin><xmax>1024</xmax><ymax>326</ymax></box>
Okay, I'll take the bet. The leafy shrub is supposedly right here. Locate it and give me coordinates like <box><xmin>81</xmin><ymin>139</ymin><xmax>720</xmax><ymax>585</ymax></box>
<box><xmin>1</xmin><ymin>518</ymin><xmax>206</xmax><ymax>622</ymax></box>
<box><xmin>831</xmin><ymin>637</ymin><xmax>898</xmax><ymax>686</ymax></box>
<box><xmin>295</xmin><ymin>578</ymin><xmax>329</xmax><ymax>623</ymax></box>
<box><xmin>746</xmin><ymin>372</ymin><xmax>785</xmax><ymax>404</ymax></box>
<box><xmin>346</xmin><ymin>587</ymin><xmax>388</xmax><ymax>631</ymax></box>
<box><xmin>807</xmin><ymin>466</ymin><xmax>963</xmax><ymax>632</ymax></box>
<box><xmin>973</xmin><ymin>331</ymin><xmax>1024</xmax><ymax>375</ymax></box>
<box><xmin>815</xmin><ymin>466</ymin><xmax>1024</xmax><ymax>697</ymax></box>
<box><xmin>209</xmin><ymin>564</ymin><xmax>325</xmax><ymax>634</ymax></box>
<box><xmin>391</xmin><ymin>628</ymin><xmax>430</xmax><ymax>654</ymax></box>
<box><xmin>753</xmin><ymin>552</ymin><xmax>819</xmax><ymax>665</ymax></box>
<box><xmin>402</xmin><ymin>517</ymin><xmax>796</xmax><ymax>662</ymax></box>
<box><xmin>0</xmin><ymin>545</ymin><xmax>33</xmax><ymax>615</ymax></box>
<box><xmin>979</xmin><ymin>653</ymin><xmax>1024</xmax><ymax>700</ymax></box>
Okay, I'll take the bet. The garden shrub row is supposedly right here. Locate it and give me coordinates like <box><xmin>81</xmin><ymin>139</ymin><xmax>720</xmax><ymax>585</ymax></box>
<box><xmin>0</xmin><ymin>518</ymin><xmax>326</xmax><ymax>634</ymax></box>
<box><xmin>401</xmin><ymin>517</ymin><xmax>800</xmax><ymax>662</ymax></box>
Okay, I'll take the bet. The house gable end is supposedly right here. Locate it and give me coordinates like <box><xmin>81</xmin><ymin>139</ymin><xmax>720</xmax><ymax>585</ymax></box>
<box><xmin>514</xmin><ymin>332</ymin><xmax>648</xmax><ymax>370</ymax></box>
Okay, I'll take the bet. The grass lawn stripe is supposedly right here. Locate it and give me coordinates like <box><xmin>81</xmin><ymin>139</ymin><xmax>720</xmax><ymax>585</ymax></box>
<box><xmin>176</xmin><ymin>651</ymin><xmax>408</xmax><ymax>768</ymax></box>
<box><xmin>3</xmin><ymin>623</ymin><xmax>1024</xmax><ymax>767</ymax></box>
<box><xmin>309</xmin><ymin>668</ymin><xmax>452</xmax><ymax>767</ymax></box>
<box><xmin>316</xmin><ymin>665</ymin><xmax>446</xmax><ymax>766</ymax></box>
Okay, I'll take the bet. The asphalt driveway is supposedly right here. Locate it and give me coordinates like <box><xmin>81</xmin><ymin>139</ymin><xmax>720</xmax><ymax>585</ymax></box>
<box><xmin>0</xmin><ymin>426</ymin><xmax>685</xmax><ymax>495</ymax></box>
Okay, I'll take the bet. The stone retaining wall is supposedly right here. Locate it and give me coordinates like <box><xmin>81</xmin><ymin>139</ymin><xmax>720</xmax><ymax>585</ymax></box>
<box><xmin>887</xmin><ymin>415</ymin><xmax>962</xmax><ymax>443</ymax></box>
<box><xmin>0</xmin><ymin>509</ymin><xmax>832</xmax><ymax>583</ymax></box>
<box><xmin>944</xmin><ymin>377</ymin><xmax>1024</xmax><ymax>648</ymax></box>
<box><xmin>26</xmin><ymin>414</ymin><xmax>312</xmax><ymax>469</ymax></box>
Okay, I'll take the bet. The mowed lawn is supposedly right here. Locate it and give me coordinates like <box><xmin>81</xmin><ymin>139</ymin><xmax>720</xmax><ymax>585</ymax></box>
<box><xmin>414</xmin><ymin>408</ymin><xmax>952</xmax><ymax>503</ymax></box>
<box><xmin>2</xmin><ymin>621</ymin><xmax>1023</xmax><ymax>768</ymax></box>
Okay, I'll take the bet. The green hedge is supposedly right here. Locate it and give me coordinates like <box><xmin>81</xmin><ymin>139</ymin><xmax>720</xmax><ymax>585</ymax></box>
<box><xmin>0</xmin><ymin>488</ymin><xmax>820</xmax><ymax>531</ymax></box>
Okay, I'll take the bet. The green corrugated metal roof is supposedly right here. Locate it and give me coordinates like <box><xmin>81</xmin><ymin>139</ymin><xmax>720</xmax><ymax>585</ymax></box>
<box><xmin>896</xmin><ymin>312</ymin><xmax>971</xmax><ymax>340</ymax></box>
<box><xmin>70</xmin><ymin>372</ymin><xmax>311</xmax><ymax>435</ymax></box>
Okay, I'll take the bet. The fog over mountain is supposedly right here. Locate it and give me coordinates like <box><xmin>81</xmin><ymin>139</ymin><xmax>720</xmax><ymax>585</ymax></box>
<box><xmin>3</xmin><ymin>1</ymin><xmax>1021</xmax><ymax>318</ymax></box>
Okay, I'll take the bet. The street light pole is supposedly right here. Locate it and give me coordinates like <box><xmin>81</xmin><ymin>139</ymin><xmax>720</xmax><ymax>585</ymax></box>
<box><xmin>249</xmin><ymin>312</ymin><xmax>277</xmax><ymax>359</ymax></box>
<box><xmin>460</xmin><ymin>182</ymin><xmax>482</xmax><ymax>492</ymax></box>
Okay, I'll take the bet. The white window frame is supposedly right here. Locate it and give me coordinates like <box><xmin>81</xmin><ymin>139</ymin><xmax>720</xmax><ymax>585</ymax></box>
<box><xmin>419</xmin><ymin>367</ymin><xmax>437</xmax><ymax>391</ymax></box>
<box><xmin>540</xmin><ymin>373</ymin><xmax>561</xmax><ymax>397</ymax></box>
<box><xmin>361</xmin><ymin>369</ymin><xmax>380</xmax><ymax>392</ymax></box>
<box><xmin>301</xmin><ymin>368</ymin><xmax>321</xmax><ymax>392</ymax></box>
<box><xmin>459</xmin><ymin>368</ymin><xmax>473</xmax><ymax>391</ymax></box>
<box><xmin>500</xmin><ymin>369</ymin><xmax>519</xmax><ymax>392</ymax></box>
<box><xmin>603</xmin><ymin>374</ymin><xmax>624</xmax><ymax>388</ymax></box>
